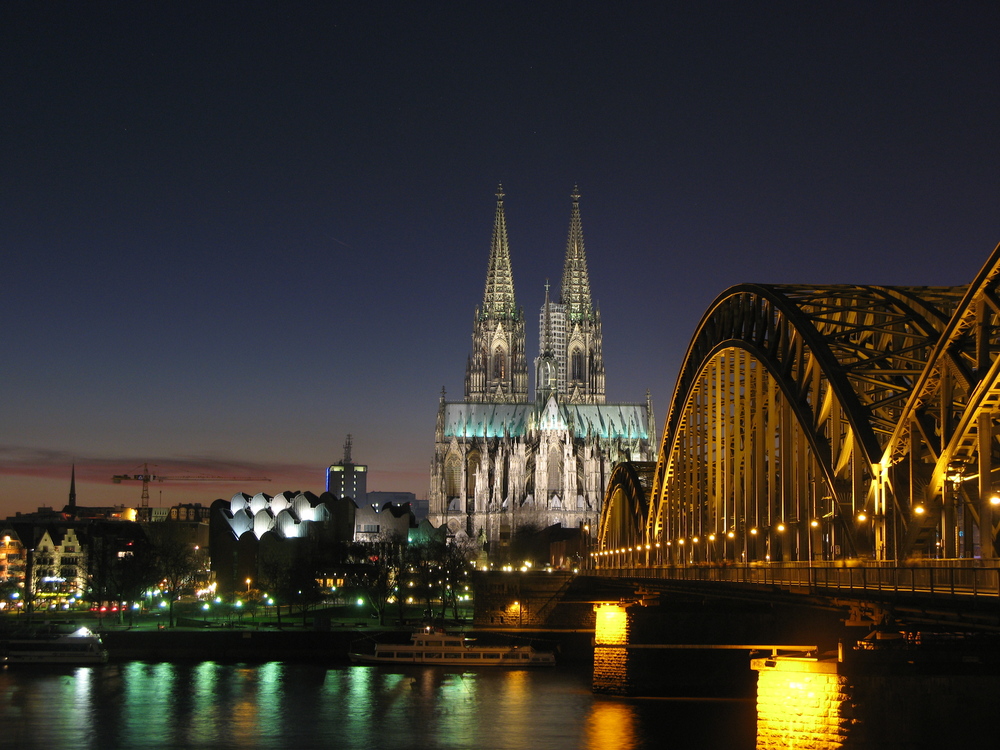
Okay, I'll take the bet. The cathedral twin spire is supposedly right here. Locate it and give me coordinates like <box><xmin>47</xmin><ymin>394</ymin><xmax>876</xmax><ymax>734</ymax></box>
<box><xmin>466</xmin><ymin>184</ymin><xmax>604</xmax><ymax>404</ymax></box>
<box><xmin>560</xmin><ymin>186</ymin><xmax>594</xmax><ymax>322</ymax></box>
<box><xmin>481</xmin><ymin>184</ymin><xmax>517</xmax><ymax>319</ymax></box>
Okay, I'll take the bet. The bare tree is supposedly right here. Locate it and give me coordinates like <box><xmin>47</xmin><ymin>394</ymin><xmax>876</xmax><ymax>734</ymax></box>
<box><xmin>349</xmin><ymin>532</ymin><xmax>405</xmax><ymax>625</ymax></box>
<box><xmin>153</xmin><ymin>537</ymin><xmax>200</xmax><ymax>628</ymax></box>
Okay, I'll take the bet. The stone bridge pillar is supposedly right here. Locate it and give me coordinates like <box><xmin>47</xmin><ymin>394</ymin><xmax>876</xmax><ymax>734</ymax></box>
<box><xmin>592</xmin><ymin>602</ymin><xmax>635</xmax><ymax>694</ymax></box>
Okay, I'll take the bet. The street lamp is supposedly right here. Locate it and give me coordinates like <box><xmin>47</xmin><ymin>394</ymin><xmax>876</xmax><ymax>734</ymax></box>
<box><xmin>246</xmin><ymin>578</ymin><xmax>252</xmax><ymax>593</ymax></box>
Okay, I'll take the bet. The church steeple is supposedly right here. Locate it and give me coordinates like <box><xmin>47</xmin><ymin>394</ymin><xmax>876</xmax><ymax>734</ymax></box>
<box><xmin>560</xmin><ymin>185</ymin><xmax>593</xmax><ymax>321</ymax></box>
<box><xmin>68</xmin><ymin>463</ymin><xmax>77</xmax><ymax>513</ymax></box>
<box><xmin>558</xmin><ymin>186</ymin><xmax>605</xmax><ymax>404</ymax></box>
<box><xmin>482</xmin><ymin>184</ymin><xmax>517</xmax><ymax>318</ymax></box>
<box><xmin>465</xmin><ymin>185</ymin><xmax>528</xmax><ymax>402</ymax></box>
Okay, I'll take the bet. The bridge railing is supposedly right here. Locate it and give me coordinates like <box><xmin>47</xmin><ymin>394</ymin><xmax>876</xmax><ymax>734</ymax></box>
<box><xmin>592</xmin><ymin>562</ymin><xmax>1000</xmax><ymax>598</ymax></box>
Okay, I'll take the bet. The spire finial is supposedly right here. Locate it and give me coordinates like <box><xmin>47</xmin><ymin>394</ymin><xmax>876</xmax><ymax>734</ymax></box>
<box><xmin>571</xmin><ymin>184</ymin><xmax>580</xmax><ymax>202</ymax></box>
<box><xmin>496</xmin><ymin>182</ymin><xmax>505</xmax><ymax>201</ymax></box>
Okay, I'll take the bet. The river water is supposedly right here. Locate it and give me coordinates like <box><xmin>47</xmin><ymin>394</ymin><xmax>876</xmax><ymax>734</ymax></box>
<box><xmin>0</xmin><ymin>661</ymin><xmax>755</xmax><ymax>749</ymax></box>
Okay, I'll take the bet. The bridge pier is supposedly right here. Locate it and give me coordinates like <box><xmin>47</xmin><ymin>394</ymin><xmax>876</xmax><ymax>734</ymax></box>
<box><xmin>591</xmin><ymin>602</ymin><xmax>635</xmax><ymax>694</ymax></box>
<box><xmin>753</xmin><ymin>653</ymin><xmax>849</xmax><ymax>749</ymax></box>
<box><xmin>591</xmin><ymin>598</ymin><xmax>763</xmax><ymax>696</ymax></box>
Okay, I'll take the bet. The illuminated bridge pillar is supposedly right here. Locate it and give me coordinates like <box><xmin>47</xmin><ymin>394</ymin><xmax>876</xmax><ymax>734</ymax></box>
<box><xmin>753</xmin><ymin>655</ymin><xmax>849</xmax><ymax>749</ymax></box>
<box><xmin>592</xmin><ymin>602</ymin><xmax>635</xmax><ymax>694</ymax></box>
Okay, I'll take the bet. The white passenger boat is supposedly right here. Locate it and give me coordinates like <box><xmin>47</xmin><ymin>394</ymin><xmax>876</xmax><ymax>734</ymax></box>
<box><xmin>350</xmin><ymin>629</ymin><xmax>556</xmax><ymax>667</ymax></box>
<box><xmin>1</xmin><ymin>626</ymin><xmax>109</xmax><ymax>665</ymax></box>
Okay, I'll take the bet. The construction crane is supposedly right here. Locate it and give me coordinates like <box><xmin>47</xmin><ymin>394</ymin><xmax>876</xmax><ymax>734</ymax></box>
<box><xmin>112</xmin><ymin>462</ymin><xmax>271</xmax><ymax>508</ymax></box>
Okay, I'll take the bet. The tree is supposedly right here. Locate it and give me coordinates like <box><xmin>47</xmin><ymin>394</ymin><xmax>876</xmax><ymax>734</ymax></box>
<box><xmin>105</xmin><ymin>542</ymin><xmax>159</xmax><ymax>625</ymax></box>
<box><xmin>407</xmin><ymin>537</ymin><xmax>477</xmax><ymax>622</ymax></box>
<box><xmin>348</xmin><ymin>532</ymin><xmax>405</xmax><ymax>625</ymax></box>
<box><xmin>152</xmin><ymin>536</ymin><xmax>200</xmax><ymax>628</ymax></box>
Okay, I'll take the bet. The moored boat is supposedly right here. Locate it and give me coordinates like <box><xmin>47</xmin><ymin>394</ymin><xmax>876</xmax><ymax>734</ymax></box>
<box><xmin>350</xmin><ymin>628</ymin><xmax>555</xmax><ymax>667</ymax></box>
<box><xmin>1</xmin><ymin>626</ymin><xmax>109</xmax><ymax>665</ymax></box>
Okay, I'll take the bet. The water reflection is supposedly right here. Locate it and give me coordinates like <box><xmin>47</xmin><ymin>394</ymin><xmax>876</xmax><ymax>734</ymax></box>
<box><xmin>0</xmin><ymin>662</ymin><xmax>754</xmax><ymax>749</ymax></box>
<box><xmin>582</xmin><ymin>700</ymin><xmax>637</xmax><ymax>749</ymax></box>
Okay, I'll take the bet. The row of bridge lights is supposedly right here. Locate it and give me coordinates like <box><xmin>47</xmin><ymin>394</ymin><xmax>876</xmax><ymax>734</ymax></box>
<box><xmin>594</xmin><ymin>497</ymin><xmax>1000</xmax><ymax>558</ymax></box>
<box><xmin>593</xmin><ymin>523</ymin><xmax>817</xmax><ymax>556</ymax></box>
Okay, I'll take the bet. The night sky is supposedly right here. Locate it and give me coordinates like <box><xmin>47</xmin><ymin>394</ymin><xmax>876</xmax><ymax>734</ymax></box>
<box><xmin>3</xmin><ymin>2</ymin><xmax>999</xmax><ymax>516</ymax></box>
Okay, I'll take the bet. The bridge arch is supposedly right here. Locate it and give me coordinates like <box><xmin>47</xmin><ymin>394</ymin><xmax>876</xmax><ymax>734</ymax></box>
<box><xmin>885</xmin><ymin>243</ymin><xmax>1000</xmax><ymax>559</ymax></box>
<box><xmin>595</xmin><ymin>461</ymin><xmax>655</xmax><ymax>567</ymax></box>
<box><xmin>593</xmin><ymin>242</ymin><xmax>1000</xmax><ymax>568</ymax></box>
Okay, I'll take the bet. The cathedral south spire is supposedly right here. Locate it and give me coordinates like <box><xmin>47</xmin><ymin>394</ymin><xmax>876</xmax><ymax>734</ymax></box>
<box><xmin>465</xmin><ymin>185</ymin><xmax>528</xmax><ymax>402</ymax></box>
<box><xmin>559</xmin><ymin>187</ymin><xmax>605</xmax><ymax>403</ymax></box>
<box><xmin>560</xmin><ymin>185</ymin><xmax>593</xmax><ymax>322</ymax></box>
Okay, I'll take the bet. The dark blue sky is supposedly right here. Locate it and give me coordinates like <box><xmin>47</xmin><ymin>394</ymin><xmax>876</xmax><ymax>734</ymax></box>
<box><xmin>3</xmin><ymin>2</ymin><xmax>999</xmax><ymax>515</ymax></box>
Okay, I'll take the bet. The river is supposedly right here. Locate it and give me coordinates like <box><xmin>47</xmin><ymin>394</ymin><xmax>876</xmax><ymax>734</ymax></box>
<box><xmin>6</xmin><ymin>659</ymin><xmax>999</xmax><ymax>749</ymax></box>
<box><xmin>0</xmin><ymin>661</ymin><xmax>755</xmax><ymax>749</ymax></box>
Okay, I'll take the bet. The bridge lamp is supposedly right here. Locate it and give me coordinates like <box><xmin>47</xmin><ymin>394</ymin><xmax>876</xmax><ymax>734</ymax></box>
<box><xmin>677</xmin><ymin>538</ymin><xmax>685</xmax><ymax>546</ymax></box>
<box><xmin>914</xmin><ymin>505</ymin><xmax>926</xmax><ymax>516</ymax></box>
<box><xmin>750</xmin><ymin>528</ymin><xmax>758</xmax><ymax>536</ymax></box>
<box><xmin>810</xmin><ymin>519</ymin><xmax>820</xmax><ymax>528</ymax></box>
<box><xmin>692</xmin><ymin>537</ymin><xmax>699</xmax><ymax>544</ymax></box>
<box><xmin>708</xmin><ymin>534</ymin><xmax>716</xmax><ymax>542</ymax></box>
<box><xmin>645</xmin><ymin>544</ymin><xmax>651</xmax><ymax>550</ymax></box>
<box><xmin>857</xmin><ymin>512</ymin><xmax>867</xmax><ymax>523</ymax></box>
<box><xmin>776</xmin><ymin>523</ymin><xmax>786</xmax><ymax>533</ymax></box>
<box><xmin>990</xmin><ymin>495</ymin><xmax>1000</xmax><ymax>506</ymax></box>
<box><xmin>727</xmin><ymin>530</ymin><xmax>735</xmax><ymax>539</ymax></box>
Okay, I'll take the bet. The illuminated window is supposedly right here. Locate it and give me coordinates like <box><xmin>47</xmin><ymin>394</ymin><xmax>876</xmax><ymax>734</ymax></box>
<box><xmin>493</xmin><ymin>346</ymin><xmax>505</xmax><ymax>379</ymax></box>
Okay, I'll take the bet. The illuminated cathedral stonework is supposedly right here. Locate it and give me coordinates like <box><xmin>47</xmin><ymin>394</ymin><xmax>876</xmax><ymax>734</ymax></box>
<box><xmin>429</xmin><ymin>186</ymin><xmax>655</xmax><ymax>549</ymax></box>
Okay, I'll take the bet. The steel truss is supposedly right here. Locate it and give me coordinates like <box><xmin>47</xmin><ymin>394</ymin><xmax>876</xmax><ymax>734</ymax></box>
<box><xmin>594</xmin><ymin>261</ymin><xmax>1000</xmax><ymax>565</ymax></box>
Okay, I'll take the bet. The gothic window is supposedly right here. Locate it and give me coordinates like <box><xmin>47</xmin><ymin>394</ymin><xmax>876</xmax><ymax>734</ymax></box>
<box><xmin>467</xmin><ymin>453</ymin><xmax>481</xmax><ymax>496</ymax></box>
<box><xmin>571</xmin><ymin>349</ymin><xmax>583</xmax><ymax>381</ymax></box>
<box><xmin>445</xmin><ymin>454</ymin><xmax>462</xmax><ymax>499</ymax></box>
<box><xmin>547</xmin><ymin>447</ymin><xmax>563</xmax><ymax>494</ymax></box>
<box><xmin>493</xmin><ymin>346</ymin><xmax>505</xmax><ymax>379</ymax></box>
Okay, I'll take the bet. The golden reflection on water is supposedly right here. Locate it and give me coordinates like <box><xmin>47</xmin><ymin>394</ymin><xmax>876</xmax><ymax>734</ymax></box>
<box><xmin>582</xmin><ymin>699</ymin><xmax>638</xmax><ymax>750</ymax></box>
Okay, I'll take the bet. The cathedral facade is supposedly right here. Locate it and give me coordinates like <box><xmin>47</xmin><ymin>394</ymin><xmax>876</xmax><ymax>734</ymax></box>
<box><xmin>428</xmin><ymin>186</ymin><xmax>655</xmax><ymax>549</ymax></box>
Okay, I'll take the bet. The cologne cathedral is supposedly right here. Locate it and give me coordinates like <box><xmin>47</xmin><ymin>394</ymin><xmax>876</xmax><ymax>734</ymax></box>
<box><xmin>428</xmin><ymin>186</ymin><xmax>655</xmax><ymax>549</ymax></box>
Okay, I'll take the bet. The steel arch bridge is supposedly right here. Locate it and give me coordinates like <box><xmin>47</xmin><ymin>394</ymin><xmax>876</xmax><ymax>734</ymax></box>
<box><xmin>596</xmin><ymin>242</ymin><xmax>1000</xmax><ymax>575</ymax></box>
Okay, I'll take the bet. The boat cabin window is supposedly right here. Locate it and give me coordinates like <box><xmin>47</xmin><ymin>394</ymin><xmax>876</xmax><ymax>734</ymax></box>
<box><xmin>483</xmin><ymin>653</ymin><xmax>500</xmax><ymax>659</ymax></box>
<box><xmin>425</xmin><ymin>653</ymin><xmax>441</xmax><ymax>659</ymax></box>
<box><xmin>445</xmin><ymin>640</ymin><xmax>462</xmax><ymax>647</ymax></box>
<box><xmin>381</xmin><ymin>652</ymin><xmax>394</xmax><ymax>658</ymax></box>
<box><xmin>462</xmin><ymin>653</ymin><xmax>481</xmax><ymax>659</ymax></box>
